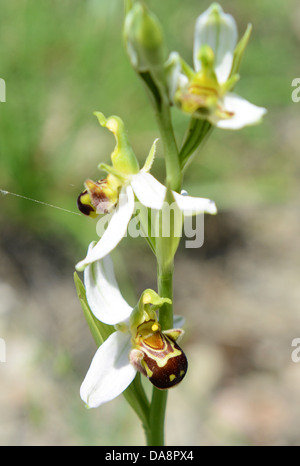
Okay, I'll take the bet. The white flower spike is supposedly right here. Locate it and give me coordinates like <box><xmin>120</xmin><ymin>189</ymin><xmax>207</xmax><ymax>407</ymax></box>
<box><xmin>76</xmin><ymin>113</ymin><xmax>217</xmax><ymax>271</ymax></box>
<box><xmin>166</xmin><ymin>3</ymin><xmax>266</xmax><ymax>129</ymax></box>
<box><xmin>80</xmin><ymin>251</ymin><xmax>187</xmax><ymax>408</ymax></box>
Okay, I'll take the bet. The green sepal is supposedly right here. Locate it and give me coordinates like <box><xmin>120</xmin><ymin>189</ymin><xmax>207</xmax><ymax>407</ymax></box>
<box><xmin>74</xmin><ymin>272</ymin><xmax>114</xmax><ymax>346</ymax></box>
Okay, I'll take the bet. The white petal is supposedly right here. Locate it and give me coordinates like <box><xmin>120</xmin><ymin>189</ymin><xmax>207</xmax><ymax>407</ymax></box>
<box><xmin>194</xmin><ymin>4</ymin><xmax>237</xmax><ymax>83</ymax></box>
<box><xmin>165</xmin><ymin>51</ymin><xmax>189</xmax><ymax>99</ymax></box>
<box><xmin>131</xmin><ymin>172</ymin><xmax>167</xmax><ymax>210</ymax></box>
<box><xmin>132</xmin><ymin>172</ymin><xmax>217</xmax><ymax>216</ymax></box>
<box><xmin>84</xmin><ymin>252</ymin><xmax>133</xmax><ymax>325</ymax></box>
<box><xmin>215</xmin><ymin>93</ymin><xmax>267</xmax><ymax>129</ymax></box>
<box><xmin>80</xmin><ymin>331</ymin><xmax>136</xmax><ymax>408</ymax></box>
<box><xmin>173</xmin><ymin>191</ymin><xmax>217</xmax><ymax>216</ymax></box>
<box><xmin>75</xmin><ymin>186</ymin><xmax>135</xmax><ymax>271</ymax></box>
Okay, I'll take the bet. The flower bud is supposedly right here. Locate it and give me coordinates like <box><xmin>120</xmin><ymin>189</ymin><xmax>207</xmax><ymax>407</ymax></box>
<box><xmin>124</xmin><ymin>2</ymin><xmax>165</xmax><ymax>74</ymax></box>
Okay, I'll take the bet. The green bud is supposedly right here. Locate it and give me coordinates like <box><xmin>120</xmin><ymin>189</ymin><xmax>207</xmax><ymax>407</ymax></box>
<box><xmin>124</xmin><ymin>2</ymin><xmax>165</xmax><ymax>73</ymax></box>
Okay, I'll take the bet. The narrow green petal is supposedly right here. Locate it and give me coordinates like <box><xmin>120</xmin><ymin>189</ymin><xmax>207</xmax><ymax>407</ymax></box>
<box><xmin>141</xmin><ymin>138</ymin><xmax>159</xmax><ymax>173</ymax></box>
<box><xmin>230</xmin><ymin>23</ymin><xmax>252</xmax><ymax>77</ymax></box>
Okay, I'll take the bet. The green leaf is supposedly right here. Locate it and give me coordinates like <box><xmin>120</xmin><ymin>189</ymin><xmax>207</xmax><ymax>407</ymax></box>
<box><xmin>179</xmin><ymin>118</ymin><xmax>213</xmax><ymax>170</ymax></box>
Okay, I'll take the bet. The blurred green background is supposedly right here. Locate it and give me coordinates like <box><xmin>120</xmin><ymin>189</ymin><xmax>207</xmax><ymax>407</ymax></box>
<box><xmin>0</xmin><ymin>0</ymin><xmax>300</xmax><ymax>446</ymax></box>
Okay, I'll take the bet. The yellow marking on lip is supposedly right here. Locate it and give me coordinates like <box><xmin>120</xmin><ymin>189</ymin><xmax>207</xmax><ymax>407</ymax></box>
<box><xmin>169</xmin><ymin>374</ymin><xmax>176</xmax><ymax>382</ymax></box>
<box><xmin>151</xmin><ymin>323</ymin><xmax>159</xmax><ymax>332</ymax></box>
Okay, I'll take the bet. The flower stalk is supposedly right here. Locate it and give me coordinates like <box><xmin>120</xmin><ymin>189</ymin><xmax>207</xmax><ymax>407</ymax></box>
<box><xmin>74</xmin><ymin>1</ymin><xmax>266</xmax><ymax>447</ymax></box>
<box><xmin>148</xmin><ymin>261</ymin><xmax>174</xmax><ymax>445</ymax></box>
<box><xmin>153</xmin><ymin>98</ymin><xmax>182</xmax><ymax>193</ymax></box>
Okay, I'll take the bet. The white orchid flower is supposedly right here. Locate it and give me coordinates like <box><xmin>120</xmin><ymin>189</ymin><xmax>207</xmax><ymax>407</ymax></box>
<box><xmin>166</xmin><ymin>3</ymin><xmax>266</xmax><ymax>129</ymax></box>
<box><xmin>75</xmin><ymin>112</ymin><xmax>217</xmax><ymax>271</ymax></box>
<box><xmin>80</xmin><ymin>247</ymin><xmax>187</xmax><ymax>408</ymax></box>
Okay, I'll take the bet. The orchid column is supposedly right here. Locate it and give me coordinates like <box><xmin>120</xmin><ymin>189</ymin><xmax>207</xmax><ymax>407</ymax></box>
<box><xmin>74</xmin><ymin>2</ymin><xmax>266</xmax><ymax>446</ymax></box>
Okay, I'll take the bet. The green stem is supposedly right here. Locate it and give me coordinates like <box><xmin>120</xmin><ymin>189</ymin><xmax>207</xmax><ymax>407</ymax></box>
<box><xmin>147</xmin><ymin>86</ymin><xmax>179</xmax><ymax>445</ymax></box>
<box><xmin>139</xmin><ymin>72</ymin><xmax>180</xmax><ymax>446</ymax></box>
<box><xmin>138</xmin><ymin>71</ymin><xmax>181</xmax><ymax>191</ymax></box>
<box><xmin>157</xmin><ymin>262</ymin><xmax>174</xmax><ymax>331</ymax></box>
<box><xmin>148</xmin><ymin>388</ymin><xmax>168</xmax><ymax>446</ymax></box>
<box><xmin>154</xmin><ymin>100</ymin><xmax>182</xmax><ymax>193</ymax></box>
<box><xmin>146</xmin><ymin>262</ymin><xmax>174</xmax><ymax>446</ymax></box>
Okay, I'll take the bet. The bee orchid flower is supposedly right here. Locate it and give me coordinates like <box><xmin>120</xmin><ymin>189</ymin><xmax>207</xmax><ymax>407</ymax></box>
<box><xmin>80</xmin><ymin>246</ymin><xmax>187</xmax><ymax>408</ymax></box>
<box><xmin>165</xmin><ymin>3</ymin><xmax>267</xmax><ymax>129</ymax></box>
<box><xmin>75</xmin><ymin>112</ymin><xmax>217</xmax><ymax>271</ymax></box>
